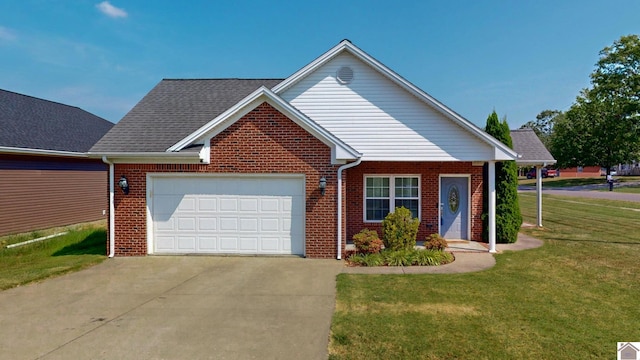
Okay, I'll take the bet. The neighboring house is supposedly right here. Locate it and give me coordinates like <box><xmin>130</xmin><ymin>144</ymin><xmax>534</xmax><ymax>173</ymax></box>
<box><xmin>558</xmin><ymin>165</ymin><xmax>601</xmax><ymax>177</ymax></box>
<box><xmin>511</xmin><ymin>128</ymin><xmax>557</xmax><ymax>227</ymax></box>
<box><xmin>90</xmin><ymin>40</ymin><xmax>517</xmax><ymax>259</ymax></box>
<box><xmin>0</xmin><ymin>89</ymin><xmax>113</xmax><ymax>237</ymax></box>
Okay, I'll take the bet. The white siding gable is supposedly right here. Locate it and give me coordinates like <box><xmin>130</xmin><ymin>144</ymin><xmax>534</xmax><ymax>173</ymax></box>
<box><xmin>280</xmin><ymin>52</ymin><xmax>494</xmax><ymax>161</ymax></box>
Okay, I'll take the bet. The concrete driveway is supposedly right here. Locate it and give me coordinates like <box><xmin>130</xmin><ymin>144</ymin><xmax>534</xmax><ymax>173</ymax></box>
<box><xmin>0</xmin><ymin>256</ymin><xmax>343</xmax><ymax>360</ymax></box>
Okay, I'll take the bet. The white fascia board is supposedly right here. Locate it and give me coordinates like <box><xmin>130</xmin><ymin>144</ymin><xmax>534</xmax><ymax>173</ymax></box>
<box><xmin>516</xmin><ymin>160</ymin><xmax>558</xmax><ymax>166</ymax></box>
<box><xmin>273</xmin><ymin>40</ymin><xmax>518</xmax><ymax>161</ymax></box>
<box><xmin>87</xmin><ymin>152</ymin><xmax>201</xmax><ymax>164</ymax></box>
<box><xmin>0</xmin><ymin>146</ymin><xmax>87</xmax><ymax>158</ymax></box>
<box><xmin>168</xmin><ymin>86</ymin><xmax>361</xmax><ymax>163</ymax></box>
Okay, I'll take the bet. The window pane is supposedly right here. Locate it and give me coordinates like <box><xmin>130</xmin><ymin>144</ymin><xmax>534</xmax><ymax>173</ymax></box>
<box><xmin>395</xmin><ymin>199</ymin><xmax>418</xmax><ymax>218</ymax></box>
<box><xmin>366</xmin><ymin>177</ymin><xmax>389</xmax><ymax>197</ymax></box>
<box><xmin>366</xmin><ymin>199</ymin><xmax>390</xmax><ymax>221</ymax></box>
<box><xmin>395</xmin><ymin>177</ymin><xmax>419</xmax><ymax>198</ymax></box>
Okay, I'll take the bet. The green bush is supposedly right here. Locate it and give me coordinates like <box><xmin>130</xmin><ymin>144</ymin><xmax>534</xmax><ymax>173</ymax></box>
<box><xmin>381</xmin><ymin>207</ymin><xmax>420</xmax><ymax>251</ymax></box>
<box><xmin>414</xmin><ymin>249</ymin><xmax>453</xmax><ymax>266</ymax></box>
<box><xmin>382</xmin><ymin>249</ymin><xmax>416</xmax><ymax>266</ymax></box>
<box><xmin>424</xmin><ymin>234</ymin><xmax>448</xmax><ymax>250</ymax></box>
<box><xmin>352</xmin><ymin>229</ymin><xmax>383</xmax><ymax>254</ymax></box>
<box><xmin>482</xmin><ymin>111</ymin><xmax>522</xmax><ymax>243</ymax></box>
<box><xmin>347</xmin><ymin>253</ymin><xmax>384</xmax><ymax>267</ymax></box>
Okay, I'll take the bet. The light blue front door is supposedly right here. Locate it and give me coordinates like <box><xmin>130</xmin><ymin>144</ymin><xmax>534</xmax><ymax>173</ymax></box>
<box><xmin>440</xmin><ymin>177</ymin><xmax>468</xmax><ymax>240</ymax></box>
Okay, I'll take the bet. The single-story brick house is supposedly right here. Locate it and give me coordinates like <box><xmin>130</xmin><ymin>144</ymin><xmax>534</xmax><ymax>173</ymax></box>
<box><xmin>90</xmin><ymin>40</ymin><xmax>517</xmax><ymax>259</ymax></box>
<box><xmin>0</xmin><ymin>89</ymin><xmax>113</xmax><ymax>236</ymax></box>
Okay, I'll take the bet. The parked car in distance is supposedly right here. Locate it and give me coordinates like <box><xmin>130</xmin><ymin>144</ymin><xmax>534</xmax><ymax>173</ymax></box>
<box><xmin>526</xmin><ymin>168</ymin><xmax>553</xmax><ymax>179</ymax></box>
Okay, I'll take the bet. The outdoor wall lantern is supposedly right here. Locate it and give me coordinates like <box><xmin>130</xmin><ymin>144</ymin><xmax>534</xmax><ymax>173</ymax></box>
<box><xmin>319</xmin><ymin>177</ymin><xmax>327</xmax><ymax>195</ymax></box>
<box><xmin>118</xmin><ymin>175</ymin><xmax>130</xmax><ymax>195</ymax></box>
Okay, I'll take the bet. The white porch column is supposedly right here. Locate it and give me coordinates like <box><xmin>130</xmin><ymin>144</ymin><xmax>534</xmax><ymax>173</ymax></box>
<box><xmin>536</xmin><ymin>166</ymin><xmax>543</xmax><ymax>227</ymax></box>
<box><xmin>488</xmin><ymin>161</ymin><xmax>497</xmax><ymax>253</ymax></box>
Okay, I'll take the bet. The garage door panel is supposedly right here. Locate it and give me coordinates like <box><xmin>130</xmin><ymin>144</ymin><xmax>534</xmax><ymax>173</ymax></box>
<box><xmin>219</xmin><ymin>198</ymin><xmax>238</xmax><ymax>212</ymax></box>
<box><xmin>156</xmin><ymin>236</ymin><xmax>176</xmax><ymax>250</ymax></box>
<box><xmin>239</xmin><ymin>237</ymin><xmax>258</xmax><ymax>251</ymax></box>
<box><xmin>220</xmin><ymin>217</ymin><xmax>238</xmax><ymax>231</ymax></box>
<box><xmin>177</xmin><ymin>197</ymin><xmax>196</xmax><ymax>212</ymax></box>
<box><xmin>198</xmin><ymin>236</ymin><xmax>217</xmax><ymax>250</ymax></box>
<box><xmin>198</xmin><ymin>217</ymin><xmax>217</xmax><ymax>231</ymax></box>
<box><xmin>260</xmin><ymin>218</ymin><xmax>280</xmax><ymax>232</ymax></box>
<box><xmin>178</xmin><ymin>236</ymin><xmax>196</xmax><ymax>250</ymax></box>
<box><xmin>220</xmin><ymin>237</ymin><xmax>238</xmax><ymax>251</ymax></box>
<box><xmin>198</xmin><ymin>198</ymin><xmax>217</xmax><ymax>212</ymax></box>
<box><xmin>178</xmin><ymin>217</ymin><xmax>196</xmax><ymax>231</ymax></box>
<box><xmin>261</xmin><ymin>237</ymin><xmax>279</xmax><ymax>251</ymax></box>
<box><xmin>151</xmin><ymin>176</ymin><xmax>304</xmax><ymax>255</ymax></box>
<box><xmin>260</xmin><ymin>198</ymin><xmax>279</xmax><ymax>212</ymax></box>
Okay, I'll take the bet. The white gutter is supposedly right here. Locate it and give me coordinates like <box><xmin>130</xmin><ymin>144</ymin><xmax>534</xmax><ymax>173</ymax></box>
<box><xmin>102</xmin><ymin>156</ymin><xmax>116</xmax><ymax>258</ymax></box>
<box><xmin>0</xmin><ymin>146</ymin><xmax>87</xmax><ymax>157</ymax></box>
<box><xmin>336</xmin><ymin>158</ymin><xmax>362</xmax><ymax>260</ymax></box>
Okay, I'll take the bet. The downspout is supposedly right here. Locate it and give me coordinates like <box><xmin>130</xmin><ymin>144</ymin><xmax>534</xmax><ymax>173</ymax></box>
<box><xmin>101</xmin><ymin>156</ymin><xmax>116</xmax><ymax>258</ymax></box>
<box><xmin>336</xmin><ymin>158</ymin><xmax>362</xmax><ymax>260</ymax></box>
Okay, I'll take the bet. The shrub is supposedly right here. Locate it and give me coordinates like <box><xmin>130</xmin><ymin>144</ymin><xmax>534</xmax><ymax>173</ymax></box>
<box><xmin>414</xmin><ymin>249</ymin><xmax>453</xmax><ymax>266</ymax></box>
<box><xmin>424</xmin><ymin>234</ymin><xmax>448</xmax><ymax>250</ymax></box>
<box><xmin>352</xmin><ymin>229</ymin><xmax>383</xmax><ymax>254</ymax></box>
<box><xmin>347</xmin><ymin>253</ymin><xmax>384</xmax><ymax>267</ymax></box>
<box><xmin>381</xmin><ymin>207</ymin><xmax>420</xmax><ymax>251</ymax></box>
<box><xmin>382</xmin><ymin>249</ymin><xmax>416</xmax><ymax>266</ymax></box>
<box><xmin>360</xmin><ymin>253</ymin><xmax>384</xmax><ymax>267</ymax></box>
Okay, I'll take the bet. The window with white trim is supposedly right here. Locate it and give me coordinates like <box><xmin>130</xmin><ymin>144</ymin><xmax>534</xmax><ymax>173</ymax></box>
<box><xmin>365</xmin><ymin>176</ymin><xmax>420</xmax><ymax>221</ymax></box>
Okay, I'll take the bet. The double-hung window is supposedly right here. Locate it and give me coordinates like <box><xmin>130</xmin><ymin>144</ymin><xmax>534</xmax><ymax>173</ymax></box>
<box><xmin>365</xmin><ymin>176</ymin><xmax>420</xmax><ymax>222</ymax></box>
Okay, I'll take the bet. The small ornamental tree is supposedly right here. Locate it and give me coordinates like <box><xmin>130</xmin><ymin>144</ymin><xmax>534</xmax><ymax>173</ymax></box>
<box><xmin>381</xmin><ymin>206</ymin><xmax>420</xmax><ymax>250</ymax></box>
<box><xmin>483</xmin><ymin>111</ymin><xmax>522</xmax><ymax>243</ymax></box>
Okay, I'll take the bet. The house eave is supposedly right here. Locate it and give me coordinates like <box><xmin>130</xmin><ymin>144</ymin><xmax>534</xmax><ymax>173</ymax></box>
<box><xmin>0</xmin><ymin>146</ymin><xmax>88</xmax><ymax>158</ymax></box>
<box><xmin>88</xmin><ymin>151</ymin><xmax>201</xmax><ymax>164</ymax></box>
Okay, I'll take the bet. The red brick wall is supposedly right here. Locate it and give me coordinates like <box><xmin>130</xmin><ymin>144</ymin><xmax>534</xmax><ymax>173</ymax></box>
<box><xmin>111</xmin><ymin>102</ymin><xmax>340</xmax><ymax>258</ymax></box>
<box><xmin>344</xmin><ymin>161</ymin><xmax>484</xmax><ymax>243</ymax></box>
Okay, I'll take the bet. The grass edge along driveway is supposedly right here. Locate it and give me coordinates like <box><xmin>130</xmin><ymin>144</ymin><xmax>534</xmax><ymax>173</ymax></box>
<box><xmin>0</xmin><ymin>221</ymin><xmax>107</xmax><ymax>290</ymax></box>
<box><xmin>329</xmin><ymin>193</ymin><xmax>640</xmax><ymax>359</ymax></box>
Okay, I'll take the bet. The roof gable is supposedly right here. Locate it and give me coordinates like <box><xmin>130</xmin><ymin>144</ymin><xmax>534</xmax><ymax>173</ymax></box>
<box><xmin>511</xmin><ymin>129</ymin><xmax>556</xmax><ymax>165</ymax></box>
<box><xmin>274</xmin><ymin>40</ymin><xmax>517</xmax><ymax>161</ymax></box>
<box><xmin>169</xmin><ymin>86</ymin><xmax>360</xmax><ymax>164</ymax></box>
<box><xmin>90</xmin><ymin>79</ymin><xmax>282</xmax><ymax>153</ymax></box>
<box><xmin>0</xmin><ymin>89</ymin><xmax>113</xmax><ymax>153</ymax></box>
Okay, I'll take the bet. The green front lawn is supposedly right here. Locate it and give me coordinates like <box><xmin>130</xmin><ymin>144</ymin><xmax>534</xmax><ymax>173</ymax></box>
<box><xmin>0</xmin><ymin>221</ymin><xmax>107</xmax><ymax>290</ymax></box>
<box><xmin>329</xmin><ymin>193</ymin><xmax>640</xmax><ymax>359</ymax></box>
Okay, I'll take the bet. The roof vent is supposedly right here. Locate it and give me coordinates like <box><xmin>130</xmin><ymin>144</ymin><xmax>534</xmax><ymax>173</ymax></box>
<box><xmin>336</xmin><ymin>66</ymin><xmax>354</xmax><ymax>84</ymax></box>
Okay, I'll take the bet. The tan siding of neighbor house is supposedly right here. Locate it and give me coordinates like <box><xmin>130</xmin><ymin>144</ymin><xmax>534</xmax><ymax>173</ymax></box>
<box><xmin>0</xmin><ymin>167</ymin><xmax>108</xmax><ymax>237</ymax></box>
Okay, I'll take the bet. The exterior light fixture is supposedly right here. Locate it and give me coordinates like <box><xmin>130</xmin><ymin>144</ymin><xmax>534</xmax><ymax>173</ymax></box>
<box><xmin>118</xmin><ymin>175</ymin><xmax>130</xmax><ymax>195</ymax></box>
<box><xmin>319</xmin><ymin>177</ymin><xmax>327</xmax><ymax>195</ymax></box>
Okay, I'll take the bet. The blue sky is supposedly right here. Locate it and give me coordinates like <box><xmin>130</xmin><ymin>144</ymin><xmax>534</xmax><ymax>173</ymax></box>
<box><xmin>1</xmin><ymin>1</ymin><xmax>638</xmax><ymax>128</ymax></box>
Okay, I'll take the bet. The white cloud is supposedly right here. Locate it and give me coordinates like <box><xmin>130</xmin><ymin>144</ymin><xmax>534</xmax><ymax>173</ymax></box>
<box><xmin>96</xmin><ymin>1</ymin><xmax>128</xmax><ymax>18</ymax></box>
<box><xmin>0</xmin><ymin>26</ymin><xmax>17</xmax><ymax>41</ymax></box>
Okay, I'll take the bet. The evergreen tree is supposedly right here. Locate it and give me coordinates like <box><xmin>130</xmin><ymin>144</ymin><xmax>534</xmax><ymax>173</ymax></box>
<box><xmin>483</xmin><ymin>111</ymin><xmax>522</xmax><ymax>243</ymax></box>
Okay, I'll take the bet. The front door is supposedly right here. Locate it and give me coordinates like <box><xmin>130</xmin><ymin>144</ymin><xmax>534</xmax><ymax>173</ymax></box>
<box><xmin>440</xmin><ymin>177</ymin><xmax>469</xmax><ymax>240</ymax></box>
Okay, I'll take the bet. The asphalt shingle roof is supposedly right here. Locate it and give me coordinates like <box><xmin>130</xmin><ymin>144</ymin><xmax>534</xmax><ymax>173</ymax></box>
<box><xmin>0</xmin><ymin>89</ymin><xmax>114</xmax><ymax>153</ymax></box>
<box><xmin>510</xmin><ymin>128</ymin><xmax>556</xmax><ymax>164</ymax></box>
<box><xmin>91</xmin><ymin>79</ymin><xmax>284</xmax><ymax>153</ymax></box>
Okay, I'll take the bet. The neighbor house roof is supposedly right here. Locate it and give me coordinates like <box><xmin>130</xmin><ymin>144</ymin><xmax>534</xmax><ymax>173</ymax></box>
<box><xmin>90</xmin><ymin>79</ymin><xmax>283</xmax><ymax>153</ymax></box>
<box><xmin>0</xmin><ymin>89</ymin><xmax>113</xmax><ymax>154</ymax></box>
<box><xmin>510</xmin><ymin>128</ymin><xmax>556</xmax><ymax>165</ymax></box>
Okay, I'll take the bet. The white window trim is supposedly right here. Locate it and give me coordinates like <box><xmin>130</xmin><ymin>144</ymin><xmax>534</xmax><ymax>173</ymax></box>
<box><xmin>363</xmin><ymin>174</ymin><xmax>421</xmax><ymax>223</ymax></box>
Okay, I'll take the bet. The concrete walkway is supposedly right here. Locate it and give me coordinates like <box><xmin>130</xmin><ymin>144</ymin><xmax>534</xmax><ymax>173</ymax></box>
<box><xmin>341</xmin><ymin>233</ymin><xmax>543</xmax><ymax>274</ymax></box>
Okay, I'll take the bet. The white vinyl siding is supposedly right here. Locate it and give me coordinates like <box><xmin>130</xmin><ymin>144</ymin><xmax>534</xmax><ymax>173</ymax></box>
<box><xmin>365</xmin><ymin>175</ymin><xmax>420</xmax><ymax>222</ymax></box>
<box><xmin>280</xmin><ymin>52</ymin><xmax>494</xmax><ymax>161</ymax></box>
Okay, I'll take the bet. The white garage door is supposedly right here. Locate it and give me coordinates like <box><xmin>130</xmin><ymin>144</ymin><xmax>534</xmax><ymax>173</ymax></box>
<box><xmin>150</xmin><ymin>176</ymin><xmax>305</xmax><ymax>255</ymax></box>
